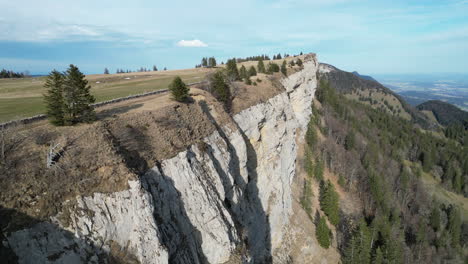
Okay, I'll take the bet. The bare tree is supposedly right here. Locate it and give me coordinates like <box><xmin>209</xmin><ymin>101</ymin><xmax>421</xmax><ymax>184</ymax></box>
<box><xmin>47</xmin><ymin>142</ymin><xmax>61</xmax><ymax>168</ymax></box>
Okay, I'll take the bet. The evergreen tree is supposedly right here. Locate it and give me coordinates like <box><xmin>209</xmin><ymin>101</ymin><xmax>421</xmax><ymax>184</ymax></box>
<box><xmin>248</xmin><ymin>66</ymin><xmax>257</xmax><ymax>77</ymax></box>
<box><xmin>153</xmin><ymin>65</ymin><xmax>158</xmax><ymax>71</ymax></box>
<box><xmin>344</xmin><ymin>129</ymin><xmax>356</xmax><ymax>150</ymax></box>
<box><xmin>266</xmin><ymin>62</ymin><xmax>280</xmax><ymax>74</ymax></box>
<box><xmin>430</xmin><ymin>204</ymin><xmax>441</xmax><ymax>232</ymax></box>
<box><xmin>210</xmin><ymin>71</ymin><xmax>231</xmax><ymax>109</ymax></box>
<box><xmin>62</xmin><ymin>64</ymin><xmax>96</xmax><ymax>125</ymax></box>
<box><xmin>43</xmin><ymin>70</ymin><xmax>65</xmax><ymax>126</ymax></box>
<box><xmin>169</xmin><ymin>76</ymin><xmax>189</xmax><ymax>102</ymax></box>
<box><xmin>239</xmin><ymin>65</ymin><xmax>247</xmax><ymax>79</ymax></box>
<box><xmin>448</xmin><ymin>206</ymin><xmax>461</xmax><ymax>248</ymax></box>
<box><xmin>281</xmin><ymin>60</ymin><xmax>287</xmax><ymax>75</ymax></box>
<box><xmin>164</xmin><ymin>67</ymin><xmax>167</xmax><ymax>71</ymax></box>
<box><xmin>208</xmin><ymin>57</ymin><xmax>217</xmax><ymax>67</ymax></box>
<box><xmin>277</xmin><ymin>53</ymin><xmax>282</xmax><ymax>59</ymax></box>
<box><xmin>315</xmin><ymin>214</ymin><xmax>331</xmax><ymax>248</ymax></box>
<box><xmin>104</xmin><ymin>68</ymin><xmax>109</xmax><ymax>74</ymax></box>
<box><xmin>273</xmin><ymin>55</ymin><xmax>277</xmax><ymax>60</ymax></box>
<box><xmin>257</xmin><ymin>59</ymin><xmax>266</xmax><ymax>73</ymax></box>
<box><xmin>314</xmin><ymin>158</ymin><xmax>324</xmax><ymax>181</ymax></box>
<box><xmin>225</xmin><ymin>59</ymin><xmax>239</xmax><ymax>81</ymax></box>
<box><xmin>202</xmin><ymin>57</ymin><xmax>208</xmax><ymax>67</ymax></box>
<box><xmin>320</xmin><ymin>180</ymin><xmax>340</xmax><ymax>226</ymax></box>
<box><xmin>373</xmin><ymin>247</ymin><xmax>384</xmax><ymax>264</ymax></box>
<box><xmin>343</xmin><ymin>220</ymin><xmax>372</xmax><ymax>264</ymax></box>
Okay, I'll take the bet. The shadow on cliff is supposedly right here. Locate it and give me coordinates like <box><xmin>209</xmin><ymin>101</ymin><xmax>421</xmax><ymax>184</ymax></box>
<box><xmin>199</xmin><ymin>100</ymin><xmax>272</xmax><ymax>263</ymax></box>
<box><xmin>141</xmin><ymin>163</ymin><xmax>209</xmax><ymax>264</ymax></box>
<box><xmin>0</xmin><ymin>206</ymin><xmax>139</xmax><ymax>264</ymax></box>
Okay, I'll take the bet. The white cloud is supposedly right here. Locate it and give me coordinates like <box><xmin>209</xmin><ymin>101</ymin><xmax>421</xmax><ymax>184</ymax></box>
<box><xmin>176</xmin><ymin>39</ymin><xmax>208</xmax><ymax>47</ymax></box>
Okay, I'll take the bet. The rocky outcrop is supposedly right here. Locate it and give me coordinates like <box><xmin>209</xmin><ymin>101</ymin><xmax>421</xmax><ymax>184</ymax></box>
<box><xmin>4</xmin><ymin>54</ymin><xmax>319</xmax><ymax>263</ymax></box>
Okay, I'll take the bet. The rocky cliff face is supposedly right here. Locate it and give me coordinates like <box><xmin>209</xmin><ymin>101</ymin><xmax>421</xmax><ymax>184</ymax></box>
<box><xmin>4</xmin><ymin>55</ymin><xmax>319</xmax><ymax>263</ymax></box>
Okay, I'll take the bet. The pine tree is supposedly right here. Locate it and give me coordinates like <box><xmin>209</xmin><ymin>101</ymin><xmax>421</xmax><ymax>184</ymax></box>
<box><xmin>373</xmin><ymin>247</ymin><xmax>384</xmax><ymax>264</ymax></box>
<box><xmin>273</xmin><ymin>55</ymin><xmax>277</xmax><ymax>60</ymax></box>
<box><xmin>43</xmin><ymin>70</ymin><xmax>65</xmax><ymax>126</ymax></box>
<box><xmin>320</xmin><ymin>180</ymin><xmax>340</xmax><ymax>225</ymax></box>
<box><xmin>208</xmin><ymin>57</ymin><xmax>217</xmax><ymax>67</ymax></box>
<box><xmin>343</xmin><ymin>220</ymin><xmax>371</xmax><ymax>264</ymax></box>
<box><xmin>248</xmin><ymin>66</ymin><xmax>257</xmax><ymax>77</ymax></box>
<box><xmin>257</xmin><ymin>59</ymin><xmax>266</xmax><ymax>73</ymax></box>
<box><xmin>430</xmin><ymin>204</ymin><xmax>441</xmax><ymax>232</ymax></box>
<box><xmin>345</xmin><ymin>129</ymin><xmax>356</xmax><ymax>150</ymax></box>
<box><xmin>62</xmin><ymin>64</ymin><xmax>96</xmax><ymax>125</ymax></box>
<box><xmin>239</xmin><ymin>65</ymin><xmax>247</xmax><ymax>80</ymax></box>
<box><xmin>277</xmin><ymin>53</ymin><xmax>282</xmax><ymax>59</ymax></box>
<box><xmin>448</xmin><ymin>206</ymin><xmax>461</xmax><ymax>248</ymax></box>
<box><xmin>315</xmin><ymin>214</ymin><xmax>331</xmax><ymax>248</ymax></box>
<box><xmin>281</xmin><ymin>60</ymin><xmax>287</xmax><ymax>75</ymax></box>
<box><xmin>225</xmin><ymin>59</ymin><xmax>239</xmax><ymax>81</ymax></box>
<box><xmin>202</xmin><ymin>57</ymin><xmax>208</xmax><ymax>67</ymax></box>
<box><xmin>153</xmin><ymin>65</ymin><xmax>158</xmax><ymax>71</ymax></box>
<box><xmin>210</xmin><ymin>71</ymin><xmax>231</xmax><ymax>109</ymax></box>
<box><xmin>104</xmin><ymin>68</ymin><xmax>109</xmax><ymax>74</ymax></box>
<box><xmin>169</xmin><ymin>76</ymin><xmax>189</xmax><ymax>102</ymax></box>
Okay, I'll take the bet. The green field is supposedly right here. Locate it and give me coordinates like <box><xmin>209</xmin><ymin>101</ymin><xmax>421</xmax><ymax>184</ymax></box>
<box><xmin>0</xmin><ymin>69</ymin><xmax>209</xmax><ymax>123</ymax></box>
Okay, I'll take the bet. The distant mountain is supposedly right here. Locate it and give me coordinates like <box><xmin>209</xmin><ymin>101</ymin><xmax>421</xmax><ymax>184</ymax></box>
<box><xmin>416</xmin><ymin>100</ymin><xmax>468</xmax><ymax>128</ymax></box>
<box><xmin>351</xmin><ymin>71</ymin><xmax>377</xmax><ymax>82</ymax></box>
<box><xmin>318</xmin><ymin>63</ymin><xmax>436</xmax><ymax>129</ymax></box>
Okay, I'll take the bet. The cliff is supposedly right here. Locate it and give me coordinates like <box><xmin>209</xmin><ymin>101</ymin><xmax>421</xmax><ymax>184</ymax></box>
<box><xmin>2</xmin><ymin>55</ymin><xmax>327</xmax><ymax>263</ymax></box>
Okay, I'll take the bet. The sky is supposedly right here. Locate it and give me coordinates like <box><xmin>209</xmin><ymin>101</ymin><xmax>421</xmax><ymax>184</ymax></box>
<box><xmin>1</xmin><ymin>0</ymin><xmax>468</xmax><ymax>75</ymax></box>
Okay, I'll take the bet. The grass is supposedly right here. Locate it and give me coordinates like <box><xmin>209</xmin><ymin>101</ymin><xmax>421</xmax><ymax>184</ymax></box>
<box><xmin>0</xmin><ymin>68</ymin><xmax>210</xmax><ymax>123</ymax></box>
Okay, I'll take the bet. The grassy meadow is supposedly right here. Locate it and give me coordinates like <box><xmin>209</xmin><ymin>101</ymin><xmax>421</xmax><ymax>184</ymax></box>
<box><xmin>0</xmin><ymin>68</ymin><xmax>210</xmax><ymax>123</ymax></box>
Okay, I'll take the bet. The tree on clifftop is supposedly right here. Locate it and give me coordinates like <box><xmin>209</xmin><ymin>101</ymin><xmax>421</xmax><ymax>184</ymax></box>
<box><xmin>248</xmin><ymin>66</ymin><xmax>257</xmax><ymax>77</ymax></box>
<box><xmin>209</xmin><ymin>71</ymin><xmax>231</xmax><ymax>109</ymax></box>
<box><xmin>44</xmin><ymin>65</ymin><xmax>96</xmax><ymax>126</ymax></box>
<box><xmin>169</xmin><ymin>76</ymin><xmax>189</xmax><ymax>102</ymax></box>
<box><xmin>257</xmin><ymin>58</ymin><xmax>266</xmax><ymax>73</ymax></box>
<box><xmin>226</xmin><ymin>59</ymin><xmax>240</xmax><ymax>81</ymax></box>
<box><xmin>281</xmin><ymin>60</ymin><xmax>287</xmax><ymax>75</ymax></box>
<box><xmin>43</xmin><ymin>70</ymin><xmax>65</xmax><ymax>125</ymax></box>
<box><xmin>62</xmin><ymin>64</ymin><xmax>96</xmax><ymax>124</ymax></box>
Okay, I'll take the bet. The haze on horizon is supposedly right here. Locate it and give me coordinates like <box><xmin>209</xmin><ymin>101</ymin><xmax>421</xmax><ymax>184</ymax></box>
<box><xmin>1</xmin><ymin>0</ymin><xmax>468</xmax><ymax>75</ymax></box>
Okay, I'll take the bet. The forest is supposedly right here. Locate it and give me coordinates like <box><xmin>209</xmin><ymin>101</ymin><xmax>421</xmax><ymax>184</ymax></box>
<box><xmin>306</xmin><ymin>80</ymin><xmax>467</xmax><ymax>263</ymax></box>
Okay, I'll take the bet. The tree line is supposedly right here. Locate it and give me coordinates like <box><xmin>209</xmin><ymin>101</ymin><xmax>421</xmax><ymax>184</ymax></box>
<box><xmin>111</xmin><ymin>65</ymin><xmax>165</xmax><ymax>74</ymax></box>
<box><xmin>0</xmin><ymin>69</ymin><xmax>28</xmax><ymax>78</ymax></box>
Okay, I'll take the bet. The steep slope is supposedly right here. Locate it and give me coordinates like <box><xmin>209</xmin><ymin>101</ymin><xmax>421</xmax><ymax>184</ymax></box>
<box><xmin>311</xmin><ymin>81</ymin><xmax>467</xmax><ymax>263</ymax></box>
<box><xmin>318</xmin><ymin>63</ymin><xmax>435</xmax><ymax>129</ymax></box>
<box><xmin>417</xmin><ymin>100</ymin><xmax>468</xmax><ymax>128</ymax></box>
<box><xmin>1</xmin><ymin>55</ymin><xmax>334</xmax><ymax>263</ymax></box>
<box><xmin>351</xmin><ymin>71</ymin><xmax>377</xmax><ymax>82</ymax></box>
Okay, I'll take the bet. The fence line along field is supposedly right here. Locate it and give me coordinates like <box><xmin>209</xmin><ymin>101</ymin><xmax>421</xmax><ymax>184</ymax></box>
<box><xmin>0</xmin><ymin>67</ymin><xmax>212</xmax><ymax>123</ymax></box>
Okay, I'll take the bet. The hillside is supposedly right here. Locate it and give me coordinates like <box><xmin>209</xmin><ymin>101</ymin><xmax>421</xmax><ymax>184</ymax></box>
<box><xmin>351</xmin><ymin>71</ymin><xmax>377</xmax><ymax>82</ymax></box>
<box><xmin>309</xmin><ymin>80</ymin><xmax>467</xmax><ymax>263</ymax></box>
<box><xmin>1</xmin><ymin>54</ymin><xmax>466</xmax><ymax>264</ymax></box>
<box><xmin>417</xmin><ymin>100</ymin><xmax>468</xmax><ymax>128</ymax></box>
<box><xmin>318</xmin><ymin>63</ymin><xmax>436</xmax><ymax>129</ymax></box>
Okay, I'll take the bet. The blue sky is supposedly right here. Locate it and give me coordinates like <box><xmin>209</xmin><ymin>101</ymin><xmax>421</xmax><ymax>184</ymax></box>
<box><xmin>1</xmin><ymin>0</ymin><xmax>468</xmax><ymax>75</ymax></box>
